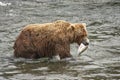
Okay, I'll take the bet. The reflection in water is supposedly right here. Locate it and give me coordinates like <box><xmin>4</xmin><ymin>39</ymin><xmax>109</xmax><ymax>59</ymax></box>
<box><xmin>0</xmin><ymin>0</ymin><xmax>120</xmax><ymax>80</ymax></box>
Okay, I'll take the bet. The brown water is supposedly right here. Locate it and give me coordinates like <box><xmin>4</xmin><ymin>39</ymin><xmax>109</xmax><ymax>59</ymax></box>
<box><xmin>0</xmin><ymin>0</ymin><xmax>120</xmax><ymax>80</ymax></box>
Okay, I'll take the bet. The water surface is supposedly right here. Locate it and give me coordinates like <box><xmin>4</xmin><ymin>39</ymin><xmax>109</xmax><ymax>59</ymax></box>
<box><xmin>0</xmin><ymin>0</ymin><xmax>120</xmax><ymax>80</ymax></box>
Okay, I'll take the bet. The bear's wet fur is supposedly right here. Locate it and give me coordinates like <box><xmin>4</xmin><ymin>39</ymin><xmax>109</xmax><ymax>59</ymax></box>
<box><xmin>13</xmin><ymin>20</ymin><xmax>88</xmax><ymax>59</ymax></box>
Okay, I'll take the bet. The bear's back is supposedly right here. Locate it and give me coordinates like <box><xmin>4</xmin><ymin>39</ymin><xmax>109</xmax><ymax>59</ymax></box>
<box><xmin>22</xmin><ymin>20</ymin><xmax>71</xmax><ymax>35</ymax></box>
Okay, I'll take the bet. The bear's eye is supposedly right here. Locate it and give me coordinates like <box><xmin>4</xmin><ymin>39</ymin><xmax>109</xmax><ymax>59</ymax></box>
<box><xmin>81</xmin><ymin>28</ymin><xmax>85</xmax><ymax>31</ymax></box>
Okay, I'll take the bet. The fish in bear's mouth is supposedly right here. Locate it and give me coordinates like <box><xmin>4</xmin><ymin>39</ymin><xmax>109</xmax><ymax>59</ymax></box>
<box><xmin>77</xmin><ymin>37</ymin><xmax>89</xmax><ymax>56</ymax></box>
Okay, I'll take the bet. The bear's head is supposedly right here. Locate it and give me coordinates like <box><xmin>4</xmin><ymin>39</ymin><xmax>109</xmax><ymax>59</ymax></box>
<box><xmin>67</xmin><ymin>23</ymin><xmax>89</xmax><ymax>55</ymax></box>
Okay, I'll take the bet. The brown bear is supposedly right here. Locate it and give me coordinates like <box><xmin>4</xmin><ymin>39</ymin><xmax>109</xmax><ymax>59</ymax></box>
<box><xmin>13</xmin><ymin>20</ymin><xmax>89</xmax><ymax>60</ymax></box>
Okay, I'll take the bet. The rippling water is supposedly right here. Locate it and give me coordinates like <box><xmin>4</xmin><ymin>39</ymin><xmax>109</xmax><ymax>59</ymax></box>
<box><xmin>0</xmin><ymin>0</ymin><xmax>120</xmax><ymax>80</ymax></box>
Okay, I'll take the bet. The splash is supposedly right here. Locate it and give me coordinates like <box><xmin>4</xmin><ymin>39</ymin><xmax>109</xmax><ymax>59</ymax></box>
<box><xmin>0</xmin><ymin>1</ymin><xmax>11</xmax><ymax>6</ymax></box>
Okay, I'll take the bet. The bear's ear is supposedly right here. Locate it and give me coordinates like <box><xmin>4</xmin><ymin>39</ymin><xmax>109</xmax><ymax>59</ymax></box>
<box><xmin>82</xmin><ymin>23</ymin><xmax>86</xmax><ymax>27</ymax></box>
<box><xmin>81</xmin><ymin>23</ymin><xmax>86</xmax><ymax>30</ymax></box>
<box><xmin>67</xmin><ymin>25</ymin><xmax>75</xmax><ymax>31</ymax></box>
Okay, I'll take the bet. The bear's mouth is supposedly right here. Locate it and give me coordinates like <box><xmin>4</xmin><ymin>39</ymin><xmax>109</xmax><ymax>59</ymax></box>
<box><xmin>77</xmin><ymin>38</ymin><xmax>89</xmax><ymax>56</ymax></box>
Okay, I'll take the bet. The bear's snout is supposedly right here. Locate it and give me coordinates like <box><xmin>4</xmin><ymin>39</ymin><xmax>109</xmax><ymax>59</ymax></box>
<box><xmin>82</xmin><ymin>37</ymin><xmax>89</xmax><ymax>46</ymax></box>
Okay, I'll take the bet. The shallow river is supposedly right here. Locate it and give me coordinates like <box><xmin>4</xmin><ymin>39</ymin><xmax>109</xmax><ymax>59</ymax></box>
<box><xmin>0</xmin><ymin>0</ymin><xmax>120</xmax><ymax>80</ymax></box>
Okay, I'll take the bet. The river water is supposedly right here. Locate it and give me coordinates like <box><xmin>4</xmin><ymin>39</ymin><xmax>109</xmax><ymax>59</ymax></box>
<box><xmin>0</xmin><ymin>0</ymin><xmax>120</xmax><ymax>80</ymax></box>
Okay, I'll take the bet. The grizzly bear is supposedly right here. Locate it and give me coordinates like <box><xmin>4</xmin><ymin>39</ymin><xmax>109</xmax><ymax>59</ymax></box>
<box><xmin>13</xmin><ymin>20</ymin><xmax>89</xmax><ymax>60</ymax></box>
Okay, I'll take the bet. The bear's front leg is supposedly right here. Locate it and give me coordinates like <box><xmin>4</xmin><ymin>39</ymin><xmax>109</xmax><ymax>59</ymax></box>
<box><xmin>55</xmin><ymin>43</ymin><xmax>72</xmax><ymax>59</ymax></box>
